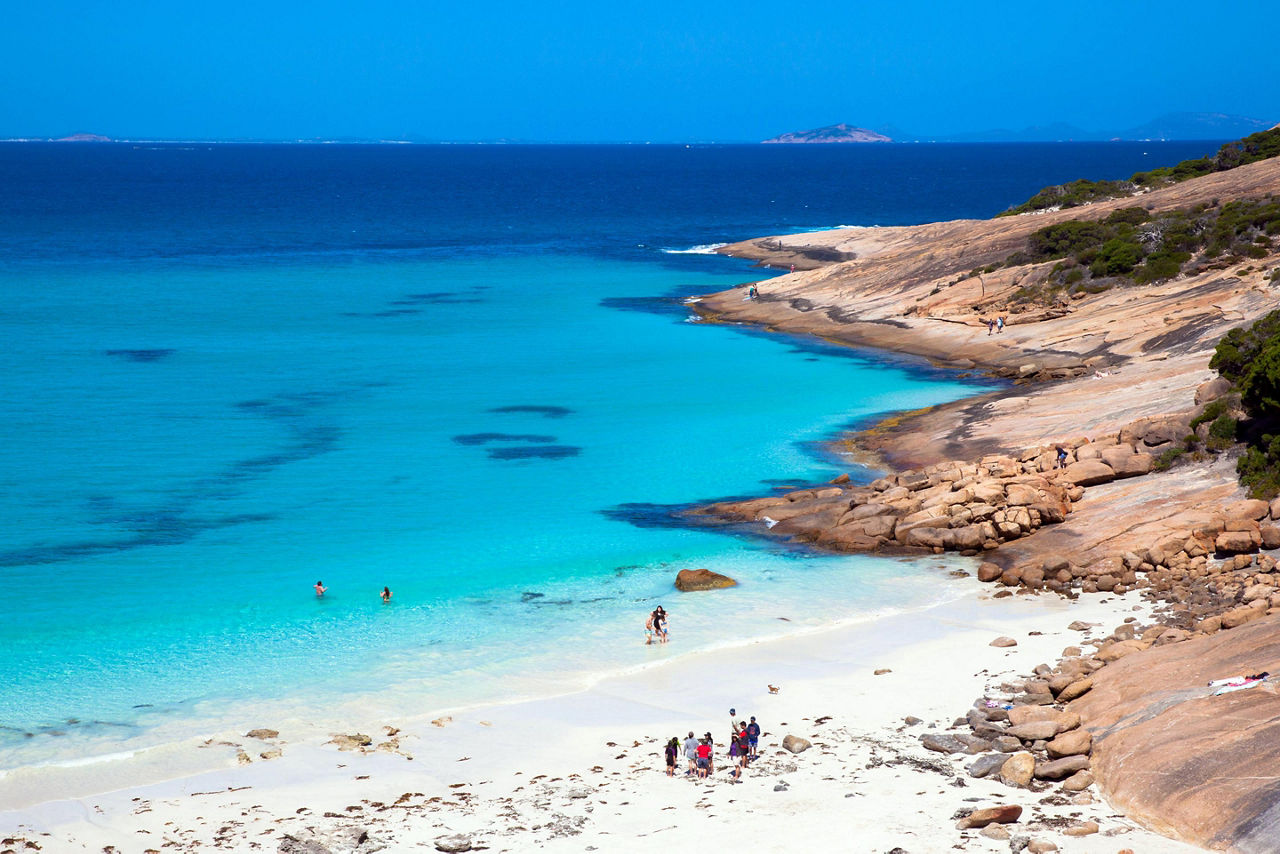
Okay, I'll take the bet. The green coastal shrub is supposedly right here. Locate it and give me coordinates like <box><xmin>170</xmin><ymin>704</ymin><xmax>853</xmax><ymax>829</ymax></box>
<box><xmin>1001</xmin><ymin>199</ymin><xmax>1280</xmax><ymax>305</ymax></box>
<box><xmin>1153</xmin><ymin>446</ymin><xmax>1187</xmax><ymax>471</ymax></box>
<box><xmin>1211</xmin><ymin>311</ymin><xmax>1280</xmax><ymax>497</ymax></box>
<box><xmin>998</xmin><ymin>126</ymin><xmax>1280</xmax><ymax>216</ymax></box>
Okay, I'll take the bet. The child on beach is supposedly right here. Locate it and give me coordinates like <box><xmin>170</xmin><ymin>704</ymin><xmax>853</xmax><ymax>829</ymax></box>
<box><xmin>664</xmin><ymin>737</ymin><xmax>679</xmax><ymax>776</ymax></box>
<box><xmin>644</xmin><ymin>612</ymin><xmax>655</xmax><ymax>645</ymax></box>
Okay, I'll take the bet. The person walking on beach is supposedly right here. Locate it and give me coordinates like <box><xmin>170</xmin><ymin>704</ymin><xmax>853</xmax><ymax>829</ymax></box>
<box><xmin>314</xmin><ymin>580</ymin><xmax>327</xmax><ymax>597</ymax></box>
<box><xmin>381</xmin><ymin>586</ymin><xmax>392</xmax><ymax>603</ymax></box>
<box><xmin>644</xmin><ymin>612</ymin><xmax>655</xmax><ymax>645</ymax></box>
<box><xmin>664</xmin><ymin>737</ymin><xmax>679</xmax><ymax>777</ymax></box>
<box><xmin>683</xmin><ymin>731</ymin><xmax>699</xmax><ymax>776</ymax></box>
<box><xmin>746</xmin><ymin>716</ymin><xmax>761</xmax><ymax>759</ymax></box>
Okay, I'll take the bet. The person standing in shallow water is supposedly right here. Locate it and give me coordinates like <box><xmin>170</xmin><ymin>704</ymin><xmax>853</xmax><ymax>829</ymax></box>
<box><xmin>654</xmin><ymin>606</ymin><xmax>668</xmax><ymax>643</ymax></box>
<box><xmin>381</xmin><ymin>586</ymin><xmax>392</xmax><ymax>603</ymax></box>
<box><xmin>314</xmin><ymin>581</ymin><xmax>327</xmax><ymax>597</ymax></box>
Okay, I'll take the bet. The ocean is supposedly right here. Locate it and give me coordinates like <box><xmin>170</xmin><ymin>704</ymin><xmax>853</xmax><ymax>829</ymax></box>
<box><xmin>0</xmin><ymin>141</ymin><xmax>1217</xmax><ymax>777</ymax></box>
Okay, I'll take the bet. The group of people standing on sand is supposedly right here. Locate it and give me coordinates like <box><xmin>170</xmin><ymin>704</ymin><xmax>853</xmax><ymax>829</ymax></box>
<box><xmin>645</xmin><ymin>606</ymin><xmax>668</xmax><ymax>644</ymax></box>
<box><xmin>664</xmin><ymin>707</ymin><xmax>762</xmax><ymax>783</ymax></box>
<box><xmin>985</xmin><ymin>316</ymin><xmax>1007</xmax><ymax>335</ymax></box>
<box><xmin>313</xmin><ymin>581</ymin><xmax>394</xmax><ymax>603</ymax></box>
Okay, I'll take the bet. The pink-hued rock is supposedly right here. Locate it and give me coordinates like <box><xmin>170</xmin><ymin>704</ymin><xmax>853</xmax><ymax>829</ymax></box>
<box><xmin>1062</xmin><ymin>460</ymin><xmax>1116</xmax><ymax>487</ymax></box>
<box><xmin>1071</xmin><ymin>613</ymin><xmax>1280</xmax><ymax>851</ymax></box>
<box><xmin>674</xmin><ymin>569</ymin><xmax>737</xmax><ymax>591</ymax></box>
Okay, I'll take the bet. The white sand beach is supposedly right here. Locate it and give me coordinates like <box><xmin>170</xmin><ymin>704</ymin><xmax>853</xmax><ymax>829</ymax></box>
<box><xmin>2</xmin><ymin>586</ymin><xmax>1205</xmax><ymax>853</ymax></box>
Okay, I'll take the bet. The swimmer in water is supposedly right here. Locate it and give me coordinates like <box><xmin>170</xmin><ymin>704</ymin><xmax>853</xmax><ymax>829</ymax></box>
<box><xmin>315</xmin><ymin>581</ymin><xmax>327</xmax><ymax>597</ymax></box>
<box><xmin>381</xmin><ymin>586</ymin><xmax>392</xmax><ymax>603</ymax></box>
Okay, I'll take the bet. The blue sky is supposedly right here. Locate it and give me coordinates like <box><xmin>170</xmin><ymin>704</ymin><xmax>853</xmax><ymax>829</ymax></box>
<box><xmin>3</xmin><ymin>0</ymin><xmax>1277</xmax><ymax>141</ymax></box>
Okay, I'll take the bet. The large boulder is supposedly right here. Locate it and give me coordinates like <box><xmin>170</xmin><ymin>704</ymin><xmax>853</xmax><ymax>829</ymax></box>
<box><xmin>1007</xmin><ymin>721</ymin><xmax>1060</xmax><ymax>742</ymax></box>
<box><xmin>1005</xmin><ymin>483</ymin><xmax>1040</xmax><ymax>506</ymax></box>
<box><xmin>1062</xmin><ymin>460</ymin><xmax>1116</xmax><ymax>486</ymax></box>
<box><xmin>967</xmin><ymin>753</ymin><xmax>1012</xmax><ymax>779</ymax></box>
<box><xmin>1215</xmin><ymin>530</ymin><xmax>1260</xmax><ymax>555</ymax></box>
<box><xmin>1007</xmin><ymin>707</ymin><xmax>1079</xmax><ymax>731</ymax></box>
<box><xmin>1056</xmin><ymin>678</ymin><xmax>1093</xmax><ymax>701</ymax></box>
<box><xmin>956</xmin><ymin>804</ymin><xmax>1023</xmax><ymax>829</ymax></box>
<box><xmin>999</xmin><ymin>751</ymin><xmax>1036</xmax><ymax>787</ymax></box>
<box><xmin>921</xmin><ymin>733</ymin><xmax>966</xmax><ymax>754</ymax></box>
<box><xmin>1225</xmin><ymin>499</ymin><xmax>1271</xmax><ymax>521</ymax></box>
<box><xmin>674</xmin><ymin>569</ymin><xmax>737</xmax><ymax>591</ymax></box>
<box><xmin>1120</xmin><ymin>416</ymin><xmax>1185</xmax><ymax>447</ymax></box>
<box><xmin>1111</xmin><ymin>453</ymin><xmax>1155</xmax><ymax>478</ymax></box>
<box><xmin>903</xmin><ymin>526</ymin><xmax>949</xmax><ymax>549</ymax></box>
<box><xmin>782</xmin><ymin>735</ymin><xmax>811</xmax><ymax>754</ymax></box>
<box><xmin>1046</xmin><ymin>729</ymin><xmax>1092</xmax><ymax>758</ymax></box>
<box><xmin>1195</xmin><ymin>377</ymin><xmax>1233</xmax><ymax>405</ymax></box>
<box><xmin>1035</xmin><ymin>755</ymin><xmax>1090</xmax><ymax>780</ymax></box>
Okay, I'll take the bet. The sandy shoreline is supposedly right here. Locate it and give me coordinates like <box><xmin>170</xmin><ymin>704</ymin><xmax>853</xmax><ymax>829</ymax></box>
<box><xmin>1</xmin><ymin>585</ymin><xmax>1202</xmax><ymax>852</ymax></box>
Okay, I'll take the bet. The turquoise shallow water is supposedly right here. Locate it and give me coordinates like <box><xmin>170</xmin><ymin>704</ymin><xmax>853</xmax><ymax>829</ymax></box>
<box><xmin>0</xmin><ymin>251</ymin><xmax>983</xmax><ymax>768</ymax></box>
<box><xmin>0</xmin><ymin>141</ymin><xmax>1217</xmax><ymax>774</ymax></box>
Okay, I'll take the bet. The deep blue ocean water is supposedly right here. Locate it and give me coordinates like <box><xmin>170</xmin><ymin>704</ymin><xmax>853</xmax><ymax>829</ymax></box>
<box><xmin>0</xmin><ymin>141</ymin><xmax>1217</xmax><ymax>772</ymax></box>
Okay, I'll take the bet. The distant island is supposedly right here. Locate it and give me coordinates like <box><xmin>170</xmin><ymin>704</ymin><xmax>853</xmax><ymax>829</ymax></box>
<box><xmin>763</xmin><ymin>123</ymin><xmax>892</xmax><ymax>144</ymax></box>
<box><xmin>55</xmin><ymin>133</ymin><xmax>112</xmax><ymax>142</ymax></box>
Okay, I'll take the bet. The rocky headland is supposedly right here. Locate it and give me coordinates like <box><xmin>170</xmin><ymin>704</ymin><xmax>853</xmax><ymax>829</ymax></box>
<box><xmin>691</xmin><ymin>153</ymin><xmax>1280</xmax><ymax>851</ymax></box>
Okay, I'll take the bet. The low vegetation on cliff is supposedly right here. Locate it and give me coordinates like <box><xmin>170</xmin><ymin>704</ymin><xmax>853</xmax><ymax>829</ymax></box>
<box><xmin>998</xmin><ymin>126</ymin><xmax>1280</xmax><ymax>216</ymax></box>
<box><xmin>975</xmin><ymin>197</ymin><xmax>1280</xmax><ymax>307</ymax></box>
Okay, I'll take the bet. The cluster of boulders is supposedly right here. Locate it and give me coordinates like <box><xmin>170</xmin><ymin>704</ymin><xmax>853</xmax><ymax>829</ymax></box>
<box><xmin>1134</xmin><ymin>498</ymin><xmax>1280</xmax><ymax>634</ymax></box>
<box><xmin>917</xmin><ymin>619</ymin><xmax>1172</xmax><ymax>846</ymax></box>
<box><xmin>697</xmin><ymin>436</ymin><xmax>1165</xmax><ymax>557</ymax></box>
<box><xmin>982</xmin><ymin>496</ymin><xmax>1280</xmax><ymax>620</ymax></box>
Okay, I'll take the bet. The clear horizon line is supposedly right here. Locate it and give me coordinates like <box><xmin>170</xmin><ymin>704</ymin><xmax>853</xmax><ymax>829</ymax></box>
<box><xmin>0</xmin><ymin>136</ymin><xmax>1237</xmax><ymax>146</ymax></box>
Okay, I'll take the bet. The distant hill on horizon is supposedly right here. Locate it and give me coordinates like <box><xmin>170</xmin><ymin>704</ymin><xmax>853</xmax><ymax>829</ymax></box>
<box><xmin>915</xmin><ymin>112</ymin><xmax>1273</xmax><ymax>143</ymax></box>
<box><xmin>763</xmin><ymin>123</ymin><xmax>892</xmax><ymax>144</ymax></box>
